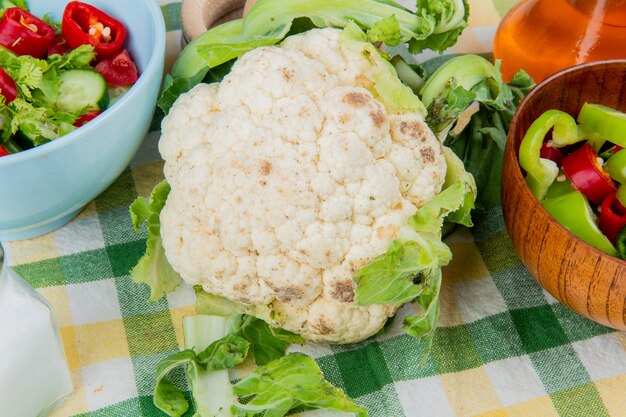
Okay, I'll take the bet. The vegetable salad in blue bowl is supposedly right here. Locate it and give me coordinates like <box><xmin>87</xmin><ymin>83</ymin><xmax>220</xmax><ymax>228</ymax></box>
<box><xmin>0</xmin><ymin>0</ymin><xmax>165</xmax><ymax>240</ymax></box>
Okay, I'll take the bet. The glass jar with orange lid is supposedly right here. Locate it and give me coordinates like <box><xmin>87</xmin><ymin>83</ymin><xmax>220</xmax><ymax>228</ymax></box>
<box><xmin>493</xmin><ymin>0</ymin><xmax>626</xmax><ymax>83</ymax></box>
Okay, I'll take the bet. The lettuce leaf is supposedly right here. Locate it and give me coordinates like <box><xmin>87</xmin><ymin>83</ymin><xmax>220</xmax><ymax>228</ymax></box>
<box><xmin>129</xmin><ymin>181</ymin><xmax>182</xmax><ymax>301</ymax></box>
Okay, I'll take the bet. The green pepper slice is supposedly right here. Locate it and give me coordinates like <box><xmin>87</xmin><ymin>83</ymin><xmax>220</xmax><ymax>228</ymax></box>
<box><xmin>542</xmin><ymin>191</ymin><xmax>617</xmax><ymax>256</ymax></box>
<box><xmin>545</xmin><ymin>175</ymin><xmax>576</xmax><ymax>200</ymax></box>
<box><xmin>577</xmin><ymin>124</ymin><xmax>606</xmax><ymax>152</ymax></box>
<box><xmin>519</xmin><ymin>110</ymin><xmax>579</xmax><ymax>200</ymax></box>
<box><xmin>604</xmin><ymin>149</ymin><xmax>626</xmax><ymax>184</ymax></box>
<box><xmin>577</xmin><ymin>103</ymin><xmax>626</xmax><ymax>148</ymax></box>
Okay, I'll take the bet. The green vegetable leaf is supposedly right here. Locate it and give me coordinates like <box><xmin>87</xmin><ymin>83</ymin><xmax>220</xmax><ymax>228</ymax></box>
<box><xmin>420</xmin><ymin>54</ymin><xmax>535</xmax><ymax>210</ymax></box>
<box><xmin>233</xmin><ymin>353</ymin><xmax>368</xmax><ymax>417</ymax></box>
<box><xmin>43</xmin><ymin>13</ymin><xmax>62</xmax><ymax>35</ymax></box>
<box><xmin>341</xmin><ymin>23</ymin><xmax>427</xmax><ymax>116</ymax></box>
<box><xmin>0</xmin><ymin>0</ymin><xmax>27</xmax><ymax>17</ymax></box>
<box><xmin>354</xmin><ymin>148</ymin><xmax>475</xmax><ymax>351</ymax></box>
<box><xmin>234</xmin><ymin>315</ymin><xmax>304</xmax><ymax>366</ymax></box>
<box><xmin>129</xmin><ymin>181</ymin><xmax>182</xmax><ymax>301</ymax></box>
<box><xmin>195</xmin><ymin>286</ymin><xmax>246</xmax><ymax>316</ymax></box>
<box><xmin>166</xmin><ymin>0</ymin><xmax>468</xmax><ymax>113</ymax></box>
<box><xmin>47</xmin><ymin>45</ymin><xmax>96</xmax><ymax>69</ymax></box>
<box><xmin>197</xmin><ymin>333</ymin><xmax>250</xmax><ymax>371</ymax></box>
<box><xmin>354</xmin><ymin>150</ymin><xmax>474</xmax><ymax>306</ymax></box>
<box><xmin>354</xmin><ymin>239</ymin><xmax>444</xmax><ymax>305</ymax></box>
<box><xmin>154</xmin><ymin>331</ymin><xmax>249</xmax><ymax>417</ymax></box>
<box><xmin>367</xmin><ymin>15</ymin><xmax>403</xmax><ymax>46</ymax></box>
<box><xmin>154</xmin><ymin>349</ymin><xmax>198</xmax><ymax>417</ymax></box>
<box><xmin>155</xmin><ymin>315</ymin><xmax>364</xmax><ymax>417</ymax></box>
<box><xmin>403</xmin><ymin>267</ymin><xmax>442</xmax><ymax>360</ymax></box>
<box><xmin>194</xmin><ymin>288</ymin><xmax>303</xmax><ymax>366</ymax></box>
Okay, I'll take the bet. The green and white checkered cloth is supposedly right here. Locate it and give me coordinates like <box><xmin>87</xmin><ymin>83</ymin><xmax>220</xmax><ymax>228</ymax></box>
<box><xmin>5</xmin><ymin>1</ymin><xmax>626</xmax><ymax>416</ymax></box>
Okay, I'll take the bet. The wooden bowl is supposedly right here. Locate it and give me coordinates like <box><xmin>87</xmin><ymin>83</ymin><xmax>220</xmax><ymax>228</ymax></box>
<box><xmin>502</xmin><ymin>60</ymin><xmax>626</xmax><ymax>331</ymax></box>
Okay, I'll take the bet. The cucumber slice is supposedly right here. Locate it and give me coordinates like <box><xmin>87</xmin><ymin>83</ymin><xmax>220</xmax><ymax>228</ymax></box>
<box><xmin>56</xmin><ymin>69</ymin><xmax>109</xmax><ymax>113</ymax></box>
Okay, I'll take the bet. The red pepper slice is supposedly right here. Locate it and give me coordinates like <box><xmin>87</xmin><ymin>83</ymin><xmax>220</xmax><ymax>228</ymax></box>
<box><xmin>94</xmin><ymin>49</ymin><xmax>138</xmax><ymax>85</ymax></box>
<box><xmin>0</xmin><ymin>8</ymin><xmax>56</xmax><ymax>59</ymax></box>
<box><xmin>74</xmin><ymin>110</ymin><xmax>103</xmax><ymax>127</ymax></box>
<box><xmin>0</xmin><ymin>144</ymin><xmax>9</xmax><ymax>157</ymax></box>
<box><xmin>47</xmin><ymin>34</ymin><xmax>71</xmax><ymax>57</ymax></box>
<box><xmin>62</xmin><ymin>1</ymin><xmax>126</xmax><ymax>59</ymax></box>
<box><xmin>540</xmin><ymin>142</ymin><xmax>564</xmax><ymax>167</ymax></box>
<box><xmin>0</xmin><ymin>66</ymin><xmax>17</xmax><ymax>104</ymax></box>
<box><xmin>599</xmin><ymin>193</ymin><xmax>626</xmax><ymax>243</ymax></box>
<box><xmin>562</xmin><ymin>144</ymin><xmax>618</xmax><ymax>204</ymax></box>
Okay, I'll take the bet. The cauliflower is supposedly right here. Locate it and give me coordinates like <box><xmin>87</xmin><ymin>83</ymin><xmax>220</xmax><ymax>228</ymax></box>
<box><xmin>156</xmin><ymin>28</ymin><xmax>452</xmax><ymax>344</ymax></box>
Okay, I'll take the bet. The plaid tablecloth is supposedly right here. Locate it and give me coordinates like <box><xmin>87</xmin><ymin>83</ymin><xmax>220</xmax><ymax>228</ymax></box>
<box><xmin>5</xmin><ymin>0</ymin><xmax>626</xmax><ymax>416</ymax></box>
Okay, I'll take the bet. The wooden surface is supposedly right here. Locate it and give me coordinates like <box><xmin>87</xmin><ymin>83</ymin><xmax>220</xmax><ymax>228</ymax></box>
<box><xmin>502</xmin><ymin>60</ymin><xmax>626</xmax><ymax>330</ymax></box>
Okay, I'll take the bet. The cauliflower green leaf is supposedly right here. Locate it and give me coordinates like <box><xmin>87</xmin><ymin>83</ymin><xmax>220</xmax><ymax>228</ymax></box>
<box><xmin>129</xmin><ymin>181</ymin><xmax>182</xmax><ymax>301</ymax></box>
<box><xmin>164</xmin><ymin>0</ymin><xmax>468</xmax><ymax>114</ymax></box>
<box><xmin>420</xmin><ymin>54</ymin><xmax>535</xmax><ymax>210</ymax></box>
<box><xmin>233</xmin><ymin>353</ymin><xmax>368</xmax><ymax>417</ymax></box>
<box><xmin>234</xmin><ymin>315</ymin><xmax>304</xmax><ymax>366</ymax></box>
<box><xmin>154</xmin><ymin>315</ymin><xmax>363</xmax><ymax>417</ymax></box>
<box><xmin>195</xmin><ymin>288</ymin><xmax>304</xmax><ymax>366</ymax></box>
<box><xmin>354</xmin><ymin>148</ymin><xmax>475</xmax><ymax>350</ymax></box>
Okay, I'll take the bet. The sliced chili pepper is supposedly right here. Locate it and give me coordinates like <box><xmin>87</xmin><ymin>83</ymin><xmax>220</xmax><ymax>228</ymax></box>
<box><xmin>542</xmin><ymin>191</ymin><xmax>617</xmax><ymax>256</ymax></box>
<box><xmin>94</xmin><ymin>49</ymin><xmax>138</xmax><ymax>85</ymax></box>
<box><xmin>540</xmin><ymin>142</ymin><xmax>563</xmax><ymax>166</ymax></box>
<box><xmin>0</xmin><ymin>144</ymin><xmax>9</xmax><ymax>157</ymax></box>
<box><xmin>0</xmin><ymin>7</ymin><xmax>55</xmax><ymax>58</ymax></box>
<box><xmin>62</xmin><ymin>1</ymin><xmax>126</xmax><ymax>59</ymax></box>
<box><xmin>599</xmin><ymin>192</ymin><xmax>626</xmax><ymax>243</ymax></box>
<box><xmin>0</xmin><ymin>66</ymin><xmax>17</xmax><ymax>104</ymax></box>
<box><xmin>604</xmin><ymin>149</ymin><xmax>626</xmax><ymax>184</ymax></box>
<box><xmin>562</xmin><ymin>144</ymin><xmax>618</xmax><ymax>204</ymax></box>
<box><xmin>74</xmin><ymin>109</ymin><xmax>103</xmax><ymax>127</ymax></box>
<box><xmin>519</xmin><ymin>110</ymin><xmax>580</xmax><ymax>200</ymax></box>
<box><xmin>47</xmin><ymin>34</ymin><xmax>71</xmax><ymax>57</ymax></box>
<box><xmin>578</xmin><ymin>103</ymin><xmax>626</xmax><ymax>148</ymax></box>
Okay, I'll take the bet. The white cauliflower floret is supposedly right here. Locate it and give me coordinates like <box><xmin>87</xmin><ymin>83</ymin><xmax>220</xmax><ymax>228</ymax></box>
<box><xmin>159</xmin><ymin>28</ymin><xmax>447</xmax><ymax>343</ymax></box>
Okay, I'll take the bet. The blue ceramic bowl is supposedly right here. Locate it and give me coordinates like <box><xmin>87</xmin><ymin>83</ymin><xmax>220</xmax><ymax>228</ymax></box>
<box><xmin>0</xmin><ymin>0</ymin><xmax>165</xmax><ymax>240</ymax></box>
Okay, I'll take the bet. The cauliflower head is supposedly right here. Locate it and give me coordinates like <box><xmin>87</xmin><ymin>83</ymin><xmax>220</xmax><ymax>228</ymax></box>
<box><xmin>159</xmin><ymin>28</ymin><xmax>447</xmax><ymax>343</ymax></box>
